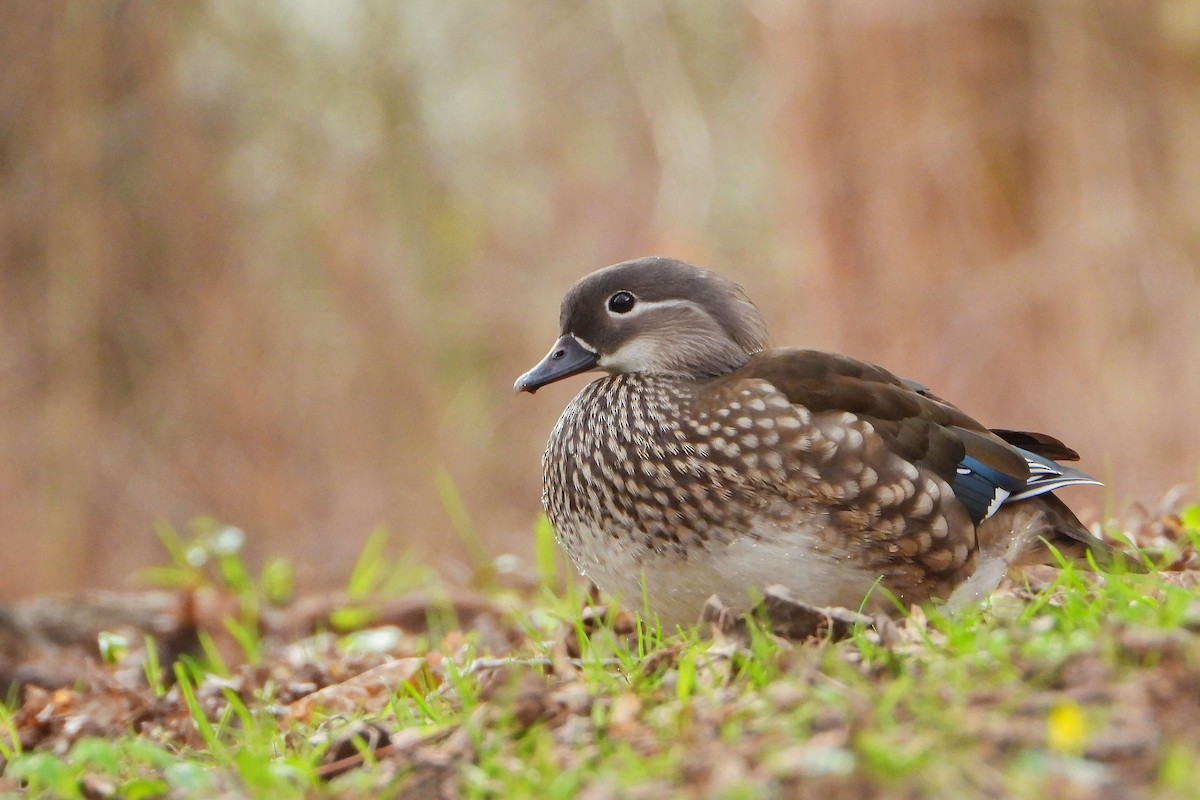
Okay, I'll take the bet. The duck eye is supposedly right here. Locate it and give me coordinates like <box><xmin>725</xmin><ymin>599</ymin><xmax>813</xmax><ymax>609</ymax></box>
<box><xmin>607</xmin><ymin>291</ymin><xmax>636</xmax><ymax>314</ymax></box>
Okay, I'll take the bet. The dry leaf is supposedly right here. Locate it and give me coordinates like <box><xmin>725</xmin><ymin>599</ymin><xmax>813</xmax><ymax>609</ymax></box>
<box><xmin>288</xmin><ymin>657</ymin><xmax>439</xmax><ymax>722</ymax></box>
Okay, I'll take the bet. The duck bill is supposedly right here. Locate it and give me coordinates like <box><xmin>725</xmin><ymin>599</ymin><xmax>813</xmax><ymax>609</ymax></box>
<box><xmin>514</xmin><ymin>335</ymin><xmax>599</xmax><ymax>393</ymax></box>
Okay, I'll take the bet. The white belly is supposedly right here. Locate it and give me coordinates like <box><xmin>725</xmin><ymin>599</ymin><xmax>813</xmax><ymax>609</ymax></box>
<box><xmin>570</xmin><ymin>524</ymin><xmax>885</xmax><ymax>628</ymax></box>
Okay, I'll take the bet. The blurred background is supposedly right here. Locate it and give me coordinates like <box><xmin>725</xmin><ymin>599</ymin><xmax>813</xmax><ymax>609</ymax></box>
<box><xmin>2</xmin><ymin>1</ymin><xmax>1198</xmax><ymax>597</ymax></box>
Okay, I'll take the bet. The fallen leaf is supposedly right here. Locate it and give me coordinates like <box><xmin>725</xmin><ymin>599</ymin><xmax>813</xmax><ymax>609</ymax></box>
<box><xmin>288</xmin><ymin>657</ymin><xmax>438</xmax><ymax>722</ymax></box>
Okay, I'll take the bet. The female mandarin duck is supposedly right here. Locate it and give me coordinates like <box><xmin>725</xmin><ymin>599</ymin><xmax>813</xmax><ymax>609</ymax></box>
<box><xmin>516</xmin><ymin>257</ymin><xmax>1108</xmax><ymax>626</ymax></box>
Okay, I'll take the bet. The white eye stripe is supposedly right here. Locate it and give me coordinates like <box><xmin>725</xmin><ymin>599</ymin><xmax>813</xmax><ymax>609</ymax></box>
<box><xmin>605</xmin><ymin>298</ymin><xmax>699</xmax><ymax>318</ymax></box>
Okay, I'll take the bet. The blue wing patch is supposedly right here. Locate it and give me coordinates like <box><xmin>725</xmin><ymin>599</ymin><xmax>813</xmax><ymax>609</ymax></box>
<box><xmin>951</xmin><ymin>446</ymin><xmax>1102</xmax><ymax>524</ymax></box>
<box><xmin>951</xmin><ymin>455</ymin><xmax>1024</xmax><ymax>523</ymax></box>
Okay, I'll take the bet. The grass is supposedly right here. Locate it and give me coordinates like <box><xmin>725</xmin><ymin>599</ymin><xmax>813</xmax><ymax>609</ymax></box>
<box><xmin>2</xmin><ymin>510</ymin><xmax>1200</xmax><ymax>798</ymax></box>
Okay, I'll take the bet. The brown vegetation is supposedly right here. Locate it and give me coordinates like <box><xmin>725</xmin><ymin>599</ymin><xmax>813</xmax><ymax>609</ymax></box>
<box><xmin>0</xmin><ymin>2</ymin><xmax>1197</xmax><ymax>594</ymax></box>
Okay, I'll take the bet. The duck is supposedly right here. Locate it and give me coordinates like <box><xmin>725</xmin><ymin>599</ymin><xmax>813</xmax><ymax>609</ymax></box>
<box><xmin>516</xmin><ymin>257</ymin><xmax>1109</xmax><ymax>626</ymax></box>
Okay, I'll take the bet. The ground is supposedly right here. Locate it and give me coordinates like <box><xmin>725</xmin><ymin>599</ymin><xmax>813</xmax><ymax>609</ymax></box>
<box><xmin>1</xmin><ymin>505</ymin><xmax>1198</xmax><ymax>799</ymax></box>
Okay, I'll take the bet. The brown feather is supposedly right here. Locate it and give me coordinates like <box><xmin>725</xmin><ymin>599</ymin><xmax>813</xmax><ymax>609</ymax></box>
<box><xmin>732</xmin><ymin>349</ymin><xmax>1035</xmax><ymax>488</ymax></box>
<box><xmin>990</xmin><ymin>429</ymin><xmax>1081</xmax><ymax>462</ymax></box>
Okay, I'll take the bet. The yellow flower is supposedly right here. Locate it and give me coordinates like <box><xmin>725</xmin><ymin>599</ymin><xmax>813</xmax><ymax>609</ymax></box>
<box><xmin>1047</xmin><ymin>702</ymin><xmax>1088</xmax><ymax>755</ymax></box>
